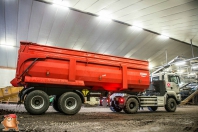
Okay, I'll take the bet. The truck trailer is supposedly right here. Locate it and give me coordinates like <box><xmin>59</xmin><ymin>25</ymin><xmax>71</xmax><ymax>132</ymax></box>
<box><xmin>11</xmin><ymin>41</ymin><xmax>181</xmax><ymax>115</ymax></box>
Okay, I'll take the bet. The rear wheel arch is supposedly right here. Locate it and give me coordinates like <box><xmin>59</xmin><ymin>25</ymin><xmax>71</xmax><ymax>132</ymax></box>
<box><xmin>19</xmin><ymin>87</ymin><xmax>35</xmax><ymax>102</ymax></box>
<box><xmin>166</xmin><ymin>95</ymin><xmax>178</xmax><ymax>104</ymax></box>
<box><xmin>73</xmin><ymin>90</ymin><xmax>85</xmax><ymax>103</ymax></box>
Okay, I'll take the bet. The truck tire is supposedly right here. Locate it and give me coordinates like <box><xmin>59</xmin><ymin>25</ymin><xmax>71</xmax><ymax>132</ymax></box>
<box><xmin>148</xmin><ymin>106</ymin><xmax>158</xmax><ymax>111</ymax></box>
<box><xmin>123</xmin><ymin>98</ymin><xmax>139</xmax><ymax>114</ymax></box>
<box><xmin>58</xmin><ymin>92</ymin><xmax>82</xmax><ymax>115</ymax></box>
<box><xmin>165</xmin><ymin>98</ymin><xmax>176</xmax><ymax>112</ymax></box>
<box><xmin>24</xmin><ymin>90</ymin><xmax>49</xmax><ymax>115</ymax></box>
<box><xmin>52</xmin><ymin>96</ymin><xmax>62</xmax><ymax>112</ymax></box>
<box><xmin>110</xmin><ymin>101</ymin><xmax>122</xmax><ymax>112</ymax></box>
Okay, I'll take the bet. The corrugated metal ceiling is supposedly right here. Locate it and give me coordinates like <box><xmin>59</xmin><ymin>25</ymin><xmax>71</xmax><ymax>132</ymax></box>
<box><xmin>0</xmin><ymin>0</ymin><xmax>198</xmax><ymax>69</ymax></box>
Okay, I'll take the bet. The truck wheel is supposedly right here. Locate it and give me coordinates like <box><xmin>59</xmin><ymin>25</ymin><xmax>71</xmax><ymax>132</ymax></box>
<box><xmin>24</xmin><ymin>90</ymin><xmax>49</xmax><ymax>115</ymax></box>
<box><xmin>52</xmin><ymin>96</ymin><xmax>62</xmax><ymax>112</ymax></box>
<box><xmin>123</xmin><ymin>98</ymin><xmax>139</xmax><ymax>114</ymax></box>
<box><xmin>58</xmin><ymin>92</ymin><xmax>82</xmax><ymax>115</ymax></box>
<box><xmin>110</xmin><ymin>101</ymin><xmax>122</xmax><ymax>112</ymax></box>
<box><xmin>148</xmin><ymin>106</ymin><xmax>158</xmax><ymax>111</ymax></box>
<box><xmin>165</xmin><ymin>98</ymin><xmax>176</xmax><ymax>112</ymax></box>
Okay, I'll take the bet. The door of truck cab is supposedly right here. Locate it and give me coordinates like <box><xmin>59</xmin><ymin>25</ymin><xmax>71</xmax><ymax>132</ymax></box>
<box><xmin>165</xmin><ymin>74</ymin><xmax>180</xmax><ymax>93</ymax></box>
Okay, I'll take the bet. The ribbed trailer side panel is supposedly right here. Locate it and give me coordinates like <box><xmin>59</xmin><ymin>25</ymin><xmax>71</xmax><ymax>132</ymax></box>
<box><xmin>11</xmin><ymin>41</ymin><xmax>149</xmax><ymax>92</ymax></box>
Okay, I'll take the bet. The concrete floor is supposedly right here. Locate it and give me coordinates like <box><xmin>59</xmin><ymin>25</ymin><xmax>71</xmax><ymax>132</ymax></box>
<box><xmin>0</xmin><ymin>104</ymin><xmax>198</xmax><ymax>132</ymax></box>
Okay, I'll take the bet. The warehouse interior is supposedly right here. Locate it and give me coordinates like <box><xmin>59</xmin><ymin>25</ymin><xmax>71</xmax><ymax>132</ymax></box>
<box><xmin>0</xmin><ymin>0</ymin><xmax>198</xmax><ymax>132</ymax></box>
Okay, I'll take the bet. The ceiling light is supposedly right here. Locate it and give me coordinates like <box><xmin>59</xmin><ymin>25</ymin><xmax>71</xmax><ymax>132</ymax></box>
<box><xmin>98</xmin><ymin>10</ymin><xmax>113</xmax><ymax>20</ymax></box>
<box><xmin>0</xmin><ymin>39</ymin><xmax>16</xmax><ymax>46</ymax></box>
<box><xmin>175</xmin><ymin>61</ymin><xmax>185</xmax><ymax>66</ymax></box>
<box><xmin>133</xmin><ymin>21</ymin><xmax>143</xmax><ymax>28</ymax></box>
<box><xmin>159</xmin><ymin>34</ymin><xmax>169</xmax><ymax>39</ymax></box>
<box><xmin>0</xmin><ymin>44</ymin><xmax>15</xmax><ymax>49</ymax></box>
<box><xmin>129</xmin><ymin>26</ymin><xmax>143</xmax><ymax>31</ymax></box>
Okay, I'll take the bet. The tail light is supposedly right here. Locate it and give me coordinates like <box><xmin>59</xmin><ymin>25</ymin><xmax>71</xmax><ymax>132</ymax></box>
<box><xmin>119</xmin><ymin>97</ymin><xmax>124</xmax><ymax>103</ymax></box>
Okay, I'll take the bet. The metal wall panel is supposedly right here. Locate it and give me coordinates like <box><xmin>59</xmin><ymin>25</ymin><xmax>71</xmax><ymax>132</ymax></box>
<box><xmin>6</xmin><ymin>47</ymin><xmax>17</xmax><ymax>68</ymax></box>
<box><xmin>89</xmin><ymin>20</ymin><xmax>118</xmax><ymax>53</ymax></box>
<box><xmin>72</xmin><ymin>17</ymin><xmax>101</xmax><ymax>50</ymax></box>
<box><xmin>46</xmin><ymin>6</ymin><xmax>70</xmax><ymax>46</ymax></box>
<box><xmin>68</xmin><ymin>13</ymin><xmax>93</xmax><ymax>49</ymax></box>
<box><xmin>37</xmin><ymin>3</ymin><xmax>57</xmax><ymax>44</ymax></box>
<box><xmin>27</xmin><ymin>1</ymin><xmax>46</xmax><ymax>42</ymax></box>
<box><xmin>5</xmin><ymin>0</ymin><xmax>18</xmax><ymax>46</ymax></box>
<box><xmin>55</xmin><ymin>10</ymin><xmax>79</xmax><ymax>48</ymax></box>
<box><xmin>0</xmin><ymin>0</ymin><xmax>198</xmax><ymax>69</ymax></box>
<box><xmin>81</xmin><ymin>18</ymin><xmax>111</xmax><ymax>51</ymax></box>
<box><xmin>96</xmin><ymin>23</ymin><xmax>127</xmax><ymax>54</ymax></box>
<box><xmin>0</xmin><ymin>0</ymin><xmax>6</xmax><ymax>44</ymax></box>
<box><xmin>0</xmin><ymin>45</ymin><xmax>7</xmax><ymax>67</ymax></box>
<box><xmin>118</xmin><ymin>31</ymin><xmax>150</xmax><ymax>57</ymax></box>
<box><xmin>125</xmin><ymin>34</ymin><xmax>155</xmax><ymax>58</ymax></box>
<box><xmin>17</xmin><ymin>0</ymin><xmax>33</xmax><ymax>46</ymax></box>
<box><xmin>0</xmin><ymin>69</ymin><xmax>16</xmax><ymax>87</ymax></box>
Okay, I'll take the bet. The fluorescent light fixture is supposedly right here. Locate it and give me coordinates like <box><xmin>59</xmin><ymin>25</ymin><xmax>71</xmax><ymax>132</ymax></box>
<box><xmin>98</xmin><ymin>10</ymin><xmax>113</xmax><ymax>20</ymax></box>
<box><xmin>1</xmin><ymin>39</ymin><xmax>16</xmax><ymax>46</ymax></box>
<box><xmin>159</xmin><ymin>34</ymin><xmax>169</xmax><ymax>39</ymax></box>
<box><xmin>129</xmin><ymin>26</ymin><xmax>143</xmax><ymax>31</ymax></box>
<box><xmin>175</xmin><ymin>61</ymin><xmax>185</xmax><ymax>66</ymax></box>
<box><xmin>0</xmin><ymin>44</ymin><xmax>16</xmax><ymax>49</ymax></box>
<box><xmin>133</xmin><ymin>21</ymin><xmax>143</xmax><ymax>28</ymax></box>
<box><xmin>73</xmin><ymin>45</ymin><xmax>82</xmax><ymax>50</ymax></box>
<box><xmin>124</xmin><ymin>54</ymin><xmax>130</xmax><ymax>58</ymax></box>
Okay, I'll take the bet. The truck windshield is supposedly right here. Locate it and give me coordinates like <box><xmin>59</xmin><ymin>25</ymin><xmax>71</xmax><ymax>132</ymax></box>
<box><xmin>168</xmin><ymin>75</ymin><xmax>180</xmax><ymax>84</ymax></box>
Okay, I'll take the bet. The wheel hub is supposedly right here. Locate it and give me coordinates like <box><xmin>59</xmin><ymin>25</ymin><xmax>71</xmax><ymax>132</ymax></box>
<box><xmin>31</xmin><ymin>96</ymin><xmax>44</xmax><ymax>110</ymax></box>
<box><xmin>129</xmin><ymin>103</ymin><xmax>134</xmax><ymax>109</ymax></box>
<box><xmin>35</xmin><ymin>100</ymin><xmax>40</xmax><ymax>105</ymax></box>
<box><xmin>65</xmin><ymin>97</ymin><xmax>77</xmax><ymax>110</ymax></box>
<box><xmin>170</xmin><ymin>102</ymin><xmax>174</xmax><ymax>108</ymax></box>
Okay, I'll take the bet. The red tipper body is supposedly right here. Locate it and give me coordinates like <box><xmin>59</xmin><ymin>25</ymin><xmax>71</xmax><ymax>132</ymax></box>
<box><xmin>11</xmin><ymin>41</ymin><xmax>149</xmax><ymax>92</ymax></box>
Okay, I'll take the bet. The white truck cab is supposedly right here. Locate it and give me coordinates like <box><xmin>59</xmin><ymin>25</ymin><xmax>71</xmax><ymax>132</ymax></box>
<box><xmin>110</xmin><ymin>72</ymin><xmax>181</xmax><ymax>114</ymax></box>
<box><xmin>151</xmin><ymin>72</ymin><xmax>181</xmax><ymax>103</ymax></box>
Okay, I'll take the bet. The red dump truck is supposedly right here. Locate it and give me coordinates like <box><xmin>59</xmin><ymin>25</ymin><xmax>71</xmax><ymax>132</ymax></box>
<box><xmin>11</xmin><ymin>42</ymin><xmax>181</xmax><ymax>115</ymax></box>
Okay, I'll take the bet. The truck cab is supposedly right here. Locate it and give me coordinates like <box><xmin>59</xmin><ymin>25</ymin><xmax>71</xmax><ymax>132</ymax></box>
<box><xmin>110</xmin><ymin>72</ymin><xmax>181</xmax><ymax>113</ymax></box>
<box><xmin>151</xmin><ymin>72</ymin><xmax>181</xmax><ymax>103</ymax></box>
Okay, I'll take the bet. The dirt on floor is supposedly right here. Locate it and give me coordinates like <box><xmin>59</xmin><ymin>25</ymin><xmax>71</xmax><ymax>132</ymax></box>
<box><xmin>0</xmin><ymin>105</ymin><xmax>198</xmax><ymax>132</ymax></box>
